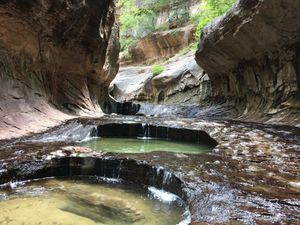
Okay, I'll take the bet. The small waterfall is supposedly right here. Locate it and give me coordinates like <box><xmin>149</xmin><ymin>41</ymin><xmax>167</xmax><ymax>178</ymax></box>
<box><xmin>147</xmin><ymin>125</ymin><xmax>150</xmax><ymax>138</ymax></box>
<box><xmin>27</xmin><ymin>121</ymin><xmax>98</xmax><ymax>143</ymax></box>
<box><xmin>148</xmin><ymin>186</ymin><xmax>178</xmax><ymax>202</ymax></box>
<box><xmin>116</xmin><ymin>160</ymin><xmax>123</xmax><ymax>179</ymax></box>
<box><xmin>156</xmin><ymin>166</ymin><xmax>163</xmax><ymax>177</ymax></box>
<box><xmin>139</xmin><ymin>124</ymin><xmax>152</xmax><ymax>140</ymax></box>
<box><xmin>162</xmin><ymin>170</ymin><xmax>172</xmax><ymax>188</ymax></box>
<box><xmin>81</xmin><ymin>126</ymin><xmax>98</xmax><ymax>142</ymax></box>
<box><xmin>166</xmin><ymin>127</ymin><xmax>169</xmax><ymax>140</ymax></box>
<box><xmin>155</xmin><ymin>166</ymin><xmax>173</xmax><ymax>189</ymax></box>
<box><xmin>183</xmin><ymin>26</ymin><xmax>190</xmax><ymax>47</ymax></box>
<box><xmin>143</xmin><ymin>123</ymin><xmax>147</xmax><ymax>138</ymax></box>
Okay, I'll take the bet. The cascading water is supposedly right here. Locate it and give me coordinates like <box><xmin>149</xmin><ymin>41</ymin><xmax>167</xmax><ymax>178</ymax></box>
<box><xmin>138</xmin><ymin>124</ymin><xmax>153</xmax><ymax>140</ymax></box>
<box><xmin>183</xmin><ymin>26</ymin><xmax>190</xmax><ymax>47</ymax></box>
<box><xmin>79</xmin><ymin>122</ymin><xmax>216</xmax><ymax>154</ymax></box>
<box><xmin>26</xmin><ymin>121</ymin><xmax>98</xmax><ymax>143</ymax></box>
<box><xmin>136</xmin><ymin>102</ymin><xmax>235</xmax><ymax>118</ymax></box>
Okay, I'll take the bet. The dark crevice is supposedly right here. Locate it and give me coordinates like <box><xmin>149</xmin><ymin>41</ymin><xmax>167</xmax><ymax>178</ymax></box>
<box><xmin>97</xmin><ymin>123</ymin><xmax>218</xmax><ymax>148</ymax></box>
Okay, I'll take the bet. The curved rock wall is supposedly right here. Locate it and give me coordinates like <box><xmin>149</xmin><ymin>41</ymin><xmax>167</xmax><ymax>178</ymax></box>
<box><xmin>195</xmin><ymin>0</ymin><xmax>300</xmax><ymax>125</ymax></box>
<box><xmin>0</xmin><ymin>0</ymin><xmax>119</xmax><ymax>139</ymax></box>
<box><xmin>152</xmin><ymin>52</ymin><xmax>210</xmax><ymax>104</ymax></box>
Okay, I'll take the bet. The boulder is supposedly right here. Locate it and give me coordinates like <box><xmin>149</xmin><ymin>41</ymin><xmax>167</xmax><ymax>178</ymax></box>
<box><xmin>111</xmin><ymin>52</ymin><xmax>211</xmax><ymax>104</ymax></box>
<box><xmin>109</xmin><ymin>67</ymin><xmax>154</xmax><ymax>101</ymax></box>
<box><xmin>152</xmin><ymin>52</ymin><xmax>210</xmax><ymax>103</ymax></box>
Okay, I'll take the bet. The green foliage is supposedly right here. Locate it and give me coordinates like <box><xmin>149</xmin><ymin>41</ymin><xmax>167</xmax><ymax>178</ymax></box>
<box><xmin>119</xmin><ymin>0</ymin><xmax>170</xmax><ymax>53</ymax></box>
<box><xmin>151</xmin><ymin>64</ymin><xmax>164</xmax><ymax>76</ymax></box>
<box><xmin>177</xmin><ymin>42</ymin><xmax>198</xmax><ymax>55</ymax></box>
<box><xmin>119</xmin><ymin>0</ymin><xmax>169</xmax><ymax>39</ymax></box>
<box><xmin>143</xmin><ymin>0</ymin><xmax>169</xmax><ymax>11</ymax></box>
<box><xmin>156</xmin><ymin>23</ymin><xmax>169</xmax><ymax>31</ymax></box>
<box><xmin>168</xmin><ymin>0</ymin><xmax>190</xmax><ymax>27</ymax></box>
<box><xmin>119</xmin><ymin>0</ymin><xmax>236</xmax><ymax>53</ymax></box>
<box><xmin>120</xmin><ymin>37</ymin><xmax>136</xmax><ymax>52</ymax></box>
<box><xmin>191</xmin><ymin>0</ymin><xmax>236</xmax><ymax>39</ymax></box>
<box><xmin>120</xmin><ymin>48</ymin><xmax>131</xmax><ymax>61</ymax></box>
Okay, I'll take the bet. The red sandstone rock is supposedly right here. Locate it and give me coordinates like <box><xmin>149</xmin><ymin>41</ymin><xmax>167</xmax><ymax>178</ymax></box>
<box><xmin>195</xmin><ymin>0</ymin><xmax>300</xmax><ymax>125</ymax></box>
<box><xmin>128</xmin><ymin>25</ymin><xmax>195</xmax><ymax>64</ymax></box>
<box><xmin>0</xmin><ymin>0</ymin><xmax>120</xmax><ymax>139</ymax></box>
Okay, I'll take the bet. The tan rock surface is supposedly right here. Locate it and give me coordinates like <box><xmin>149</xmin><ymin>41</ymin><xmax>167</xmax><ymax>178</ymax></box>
<box><xmin>111</xmin><ymin>52</ymin><xmax>210</xmax><ymax>104</ymax></box>
<box><xmin>195</xmin><ymin>0</ymin><xmax>300</xmax><ymax>125</ymax></box>
<box><xmin>0</xmin><ymin>0</ymin><xmax>120</xmax><ymax>139</ymax></box>
<box><xmin>128</xmin><ymin>25</ymin><xmax>195</xmax><ymax>64</ymax></box>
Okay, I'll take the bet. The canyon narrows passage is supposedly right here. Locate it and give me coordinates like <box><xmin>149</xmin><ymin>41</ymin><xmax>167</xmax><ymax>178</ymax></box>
<box><xmin>0</xmin><ymin>0</ymin><xmax>299</xmax><ymax>225</ymax></box>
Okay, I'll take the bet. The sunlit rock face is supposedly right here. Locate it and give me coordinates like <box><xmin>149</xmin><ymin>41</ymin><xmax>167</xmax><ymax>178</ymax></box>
<box><xmin>111</xmin><ymin>52</ymin><xmax>211</xmax><ymax>104</ymax></box>
<box><xmin>195</xmin><ymin>0</ymin><xmax>300</xmax><ymax>125</ymax></box>
<box><xmin>127</xmin><ymin>25</ymin><xmax>195</xmax><ymax>65</ymax></box>
<box><xmin>0</xmin><ymin>0</ymin><xmax>119</xmax><ymax>139</ymax></box>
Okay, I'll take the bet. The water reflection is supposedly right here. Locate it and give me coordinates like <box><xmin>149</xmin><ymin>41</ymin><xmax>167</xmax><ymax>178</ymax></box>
<box><xmin>79</xmin><ymin>137</ymin><xmax>210</xmax><ymax>154</ymax></box>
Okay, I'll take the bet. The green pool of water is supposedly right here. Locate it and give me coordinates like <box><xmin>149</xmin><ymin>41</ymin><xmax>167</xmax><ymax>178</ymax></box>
<box><xmin>0</xmin><ymin>177</ymin><xmax>190</xmax><ymax>225</ymax></box>
<box><xmin>79</xmin><ymin>137</ymin><xmax>210</xmax><ymax>154</ymax></box>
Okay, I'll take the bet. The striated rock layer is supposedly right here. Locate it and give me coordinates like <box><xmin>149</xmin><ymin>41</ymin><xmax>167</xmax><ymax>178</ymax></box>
<box><xmin>127</xmin><ymin>25</ymin><xmax>194</xmax><ymax>65</ymax></box>
<box><xmin>0</xmin><ymin>0</ymin><xmax>119</xmax><ymax>139</ymax></box>
<box><xmin>195</xmin><ymin>0</ymin><xmax>300</xmax><ymax>125</ymax></box>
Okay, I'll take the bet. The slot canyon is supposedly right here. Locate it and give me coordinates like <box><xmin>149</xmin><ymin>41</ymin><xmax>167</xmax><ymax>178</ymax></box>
<box><xmin>0</xmin><ymin>0</ymin><xmax>299</xmax><ymax>225</ymax></box>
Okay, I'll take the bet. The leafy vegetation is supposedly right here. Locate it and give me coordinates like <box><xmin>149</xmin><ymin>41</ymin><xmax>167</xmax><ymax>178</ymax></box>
<box><xmin>119</xmin><ymin>0</ymin><xmax>169</xmax><ymax>40</ymax></box>
<box><xmin>120</xmin><ymin>37</ymin><xmax>136</xmax><ymax>52</ymax></box>
<box><xmin>118</xmin><ymin>0</ymin><xmax>190</xmax><ymax>53</ymax></box>
<box><xmin>118</xmin><ymin>0</ymin><xmax>236</xmax><ymax>54</ymax></box>
<box><xmin>151</xmin><ymin>64</ymin><xmax>164</xmax><ymax>76</ymax></box>
<box><xmin>191</xmin><ymin>0</ymin><xmax>236</xmax><ymax>38</ymax></box>
<box><xmin>168</xmin><ymin>0</ymin><xmax>190</xmax><ymax>28</ymax></box>
<box><xmin>177</xmin><ymin>42</ymin><xmax>198</xmax><ymax>56</ymax></box>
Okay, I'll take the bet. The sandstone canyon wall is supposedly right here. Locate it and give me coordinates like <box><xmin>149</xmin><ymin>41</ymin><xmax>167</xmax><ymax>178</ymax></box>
<box><xmin>122</xmin><ymin>0</ymin><xmax>199</xmax><ymax>65</ymax></box>
<box><xmin>196</xmin><ymin>0</ymin><xmax>300</xmax><ymax>125</ymax></box>
<box><xmin>128</xmin><ymin>25</ymin><xmax>195</xmax><ymax>64</ymax></box>
<box><xmin>0</xmin><ymin>0</ymin><xmax>119</xmax><ymax>139</ymax></box>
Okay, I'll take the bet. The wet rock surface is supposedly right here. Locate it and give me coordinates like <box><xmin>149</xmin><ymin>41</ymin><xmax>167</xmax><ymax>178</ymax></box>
<box><xmin>0</xmin><ymin>115</ymin><xmax>299</xmax><ymax>224</ymax></box>
<box><xmin>195</xmin><ymin>0</ymin><xmax>300</xmax><ymax>125</ymax></box>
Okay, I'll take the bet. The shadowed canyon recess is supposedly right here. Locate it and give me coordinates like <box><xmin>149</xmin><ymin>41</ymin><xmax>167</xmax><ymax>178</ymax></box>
<box><xmin>0</xmin><ymin>0</ymin><xmax>299</xmax><ymax>225</ymax></box>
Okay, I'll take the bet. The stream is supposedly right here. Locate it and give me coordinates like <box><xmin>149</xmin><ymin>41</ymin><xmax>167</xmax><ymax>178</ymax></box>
<box><xmin>0</xmin><ymin>114</ymin><xmax>299</xmax><ymax>224</ymax></box>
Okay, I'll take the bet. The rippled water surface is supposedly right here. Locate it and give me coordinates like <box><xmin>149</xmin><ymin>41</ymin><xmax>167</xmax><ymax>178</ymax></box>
<box><xmin>79</xmin><ymin>137</ymin><xmax>210</xmax><ymax>154</ymax></box>
<box><xmin>0</xmin><ymin>177</ymin><xmax>189</xmax><ymax>225</ymax></box>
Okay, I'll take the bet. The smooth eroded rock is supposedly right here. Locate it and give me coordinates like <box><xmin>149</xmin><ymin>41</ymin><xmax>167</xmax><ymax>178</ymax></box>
<box><xmin>195</xmin><ymin>0</ymin><xmax>300</xmax><ymax>125</ymax></box>
<box><xmin>111</xmin><ymin>52</ymin><xmax>211</xmax><ymax>104</ymax></box>
<box><xmin>0</xmin><ymin>0</ymin><xmax>120</xmax><ymax>139</ymax></box>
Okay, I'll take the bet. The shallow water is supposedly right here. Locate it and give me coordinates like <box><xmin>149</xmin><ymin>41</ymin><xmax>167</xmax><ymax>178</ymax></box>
<box><xmin>0</xmin><ymin>177</ymin><xmax>189</xmax><ymax>225</ymax></box>
<box><xmin>79</xmin><ymin>137</ymin><xmax>210</xmax><ymax>154</ymax></box>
